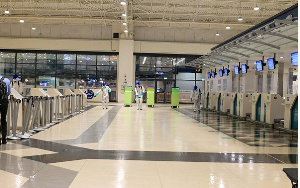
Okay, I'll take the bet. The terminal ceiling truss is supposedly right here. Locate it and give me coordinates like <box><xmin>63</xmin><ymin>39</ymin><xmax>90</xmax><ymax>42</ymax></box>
<box><xmin>187</xmin><ymin>5</ymin><xmax>298</xmax><ymax>68</ymax></box>
<box><xmin>0</xmin><ymin>0</ymin><xmax>297</xmax><ymax>31</ymax></box>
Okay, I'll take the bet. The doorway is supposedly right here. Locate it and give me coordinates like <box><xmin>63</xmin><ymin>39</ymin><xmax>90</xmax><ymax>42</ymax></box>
<box><xmin>156</xmin><ymin>80</ymin><xmax>175</xmax><ymax>103</ymax></box>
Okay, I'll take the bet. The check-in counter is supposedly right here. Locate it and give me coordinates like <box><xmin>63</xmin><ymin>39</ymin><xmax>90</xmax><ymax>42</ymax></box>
<box><xmin>229</xmin><ymin>93</ymin><xmax>237</xmax><ymax>115</ymax></box>
<box><xmin>209</xmin><ymin>92</ymin><xmax>219</xmax><ymax>111</ymax></box>
<box><xmin>283</xmin><ymin>95</ymin><xmax>298</xmax><ymax>130</ymax></box>
<box><xmin>203</xmin><ymin>92</ymin><xmax>209</xmax><ymax>109</ymax></box>
<box><xmin>237</xmin><ymin>93</ymin><xmax>252</xmax><ymax>118</ymax></box>
<box><xmin>261</xmin><ymin>94</ymin><xmax>284</xmax><ymax>124</ymax></box>
<box><xmin>251</xmin><ymin>93</ymin><xmax>261</xmax><ymax>121</ymax></box>
<box><xmin>221</xmin><ymin>92</ymin><xmax>231</xmax><ymax>113</ymax></box>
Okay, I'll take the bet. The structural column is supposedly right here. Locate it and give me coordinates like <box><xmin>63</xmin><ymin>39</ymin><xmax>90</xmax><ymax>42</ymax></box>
<box><xmin>117</xmin><ymin>40</ymin><xmax>135</xmax><ymax>102</ymax></box>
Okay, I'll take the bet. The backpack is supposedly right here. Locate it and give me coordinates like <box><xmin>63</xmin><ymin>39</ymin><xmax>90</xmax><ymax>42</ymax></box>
<box><xmin>0</xmin><ymin>78</ymin><xmax>8</xmax><ymax>100</ymax></box>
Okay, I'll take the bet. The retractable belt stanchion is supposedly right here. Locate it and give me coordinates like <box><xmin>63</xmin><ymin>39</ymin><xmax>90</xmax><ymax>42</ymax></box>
<box><xmin>8</xmin><ymin>97</ymin><xmax>21</xmax><ymax>140</ymax></box>
<box><xmin>66</xmin><ymin>95</ymin><xmax>70</xmax><ymax>117</ymax></box>
<box><xmin>41</xmin><ymin>97</ymin><xmax>47</xmax><ymax>129</ymax></box>
<box><xmin>76</xmin><ymin>94</ymin><xmax>82</xmax><ymax>113</ymax></box>
<box><xmin>18</xmin><ymin>97</ymin><xmax>32</xmax><ymax>139</ymax></box>
<box><xmin>30</xmin><ymin>97</ymin><xmax>39</xmax><ymax>132</ymax></box>
<box><xmin>79</xmin><ymin>94</ymin><xmax>83</xmax><ymax>111</ymax></box>
<box><xmin>34</xmin><ymin>96</ymin><xmax>44</xmax><ymax>131</ymax></box>
<box><xmin>60</xmin><ymin>96</ymin><xmax>65</xmax><ymax>120</ymax></box>
<box><xmin>7</xmin><ymin>98</ymin><xmax>11</xmax><ymax>138</ymax></box>
<box><xmin>48</xmin><ymin>97</ymin><xmax>56</xmax><ymax>126</ymax></box>
<box><xmin>44</xmin><ymin>97</ymin><xmax>52</xmax><ymax>128</ymax></box>
<box><xmin>71</xmin><ymin>94</ymin><xmax>75</xmax><ymax>115</ymax></box>
<box><xmin>53</xmin><ymin>96</ymin><xmax>59</xmax><ymax>122</ymax></box>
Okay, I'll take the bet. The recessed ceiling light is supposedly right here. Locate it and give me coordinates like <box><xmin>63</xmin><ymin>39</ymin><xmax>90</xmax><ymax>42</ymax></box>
<box><xmin>238</xmin><ymin>17</ymin><xmax>243</xmax><ymax>21</ymax></box>
<box><xmin>216</xmin><ymin>33</ymin><xmax>220</xmax><ymax>36</ymax></box>
<box><xmin>124</xmin><ymin>30</ymin><xmax>128</xmax><ymax>33</ymax></box>
<box><xmin>4</xmin><ymin>10</ymin><xmax>10</xmax><ymax>14</ymax></box>
<box><xmin>120</xmin><ymin>1</ymin><xmax>126</xmax><ymax>5</ymax></box>
<box><xmin>254</xmin><ymin>6</ymin><xmax>260</xmax><ymax>11</ymax></box>
<box><xmin>32</xmin><ymin>27</ymin><xmax>36</xmax><ymax>30</ymax></box>
<box><xmin>280</xmin><ymin>56</ymin><xmax>283</xmax><ymax>58</ymax></box>
<box><xmin>20</xmin><ymin>19</ymin><xmax>25</xmax><ymax>23</ymax></box>
<box><xmin>122</xmin><ymin>13</ymin><xmax>126</xmax><ymax>17</ymax></box>
<box><xmin>226</xmin><ymin>26</ymin><xmax>230</xmax><ymax>29</ymax></box>
<box><xmin>123</xmin><ymin>22</ymin><xmax>127</xmax><ymax>26</ymax></box>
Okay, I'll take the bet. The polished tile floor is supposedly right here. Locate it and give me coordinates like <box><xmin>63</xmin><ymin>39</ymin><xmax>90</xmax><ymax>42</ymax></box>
<box><xmin>0</xmin><ymin>103</ymin><xmax>297</xmax><ymax>188</ymax></box>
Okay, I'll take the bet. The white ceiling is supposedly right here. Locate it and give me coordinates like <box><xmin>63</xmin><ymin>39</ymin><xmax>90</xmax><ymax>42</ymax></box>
<box><xmin>0</xmin><ymin>0</ymin><xmax>297</xmax><ymax>31</ymax></box>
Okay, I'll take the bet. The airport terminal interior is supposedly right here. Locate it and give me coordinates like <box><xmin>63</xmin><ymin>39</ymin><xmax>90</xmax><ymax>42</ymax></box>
<box><xmin>0</xmin><ymin>0</ymin><xmax>298</xmax><ymax>188</ymax></box>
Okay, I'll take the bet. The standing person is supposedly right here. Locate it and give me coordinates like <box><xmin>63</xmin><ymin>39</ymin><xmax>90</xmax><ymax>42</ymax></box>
<box><xmin>11</xmin><ymin>74</ymin><xmax>23</xmax><ymax>95</ymax></box>
<box><xmin>135</xmin><ymin>81</ymin><xmax>145</xmax><ymax>110</ymax></box>
<box><xmin>190</xmin><ymin>86</ymin><xmax>200</xmax><ymax>112</ymax></box>
<box><xmin>0</xmin><ymin>74</ymin><xmax>11</xmax><ymax>144</ymax></box>
<box><xmin>95</xmin><ymin>82</ymin><xmax>111</xmax><ymax>109</ymax></box>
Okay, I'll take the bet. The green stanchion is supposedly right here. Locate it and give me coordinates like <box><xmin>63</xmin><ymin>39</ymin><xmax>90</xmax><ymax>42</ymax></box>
<box><xmin>147</xmin><ymin>87</ymin><xmax>155</xmax><ymax>107</ymax></box>
<box><xmin>171</xmin><ymin>87</ymin><xmax>179</xmax><ymax>108</ymax></box>
<box><xmin>124</xmin><ymin>86</ymin><xmax>132</xmax><ymax>107</ymax></box>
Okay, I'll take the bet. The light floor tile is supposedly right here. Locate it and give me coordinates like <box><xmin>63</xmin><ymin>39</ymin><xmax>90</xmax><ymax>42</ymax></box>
<box><xmin>0</xmin><ymin>169</ymin><xmax>28</xmax><ymax>188</ymax></box>
<box><xmin>70</xmin><ymin>159</ymin><xmax>162</xmax><ymax>188</ymax></box>
<box><xmin>1</xmin><ymin>148</ymin><xmax>56</xmax><ymax>157</ymax></box>
<box><xmin>30</xmin><ymin>106</ymin><xmax>106</xmax><ymax>141</ymax></box>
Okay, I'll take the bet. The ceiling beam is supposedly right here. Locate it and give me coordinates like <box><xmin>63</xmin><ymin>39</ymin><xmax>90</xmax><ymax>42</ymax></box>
<box><xmin>224</xmin><ymin>50</ymin><xmax>250</xmax><ymax>58</ymax></box>
<box><xmin>229</xmin><ymin>44</ymin><xmax>263</xmax><ymax>54</ymax></box>
<box><xmin>210</xmin><ymin>54</ymin><xmax>239</xmax><ymax>61</ymax></box>
<box><xmin>274</xmin><ymin>19</ymin><xmax>298</xmax><ymax>26</ymax></box>
<box><xmin>256</xmin><ymin>30</ymin><xmax>298</xmax><ymax>42</ymax></box>
<box><xmin>239</xmin><ymin>38</ymin><xmax>280</xmax><ymax>49</ymax></box>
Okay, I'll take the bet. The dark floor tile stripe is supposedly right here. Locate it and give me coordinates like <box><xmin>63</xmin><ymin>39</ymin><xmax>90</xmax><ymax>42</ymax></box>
<box><xmin>24</xmin><ymin>149</ymin><xmax>297</xmax><ymax>164</ymax></box>
<box><xmin>72</xmin><ymin>105</ymin><xmax>122</xmax><ymax>144</ymax></box>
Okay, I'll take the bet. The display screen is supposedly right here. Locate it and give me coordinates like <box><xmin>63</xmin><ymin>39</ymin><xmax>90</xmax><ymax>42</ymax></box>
<box><xmin>256</xmin><ymin>60</ymin><xmax>263</xmax><ymax>71</ymax></box>
<box><xmin>267</xmin><ymin>58</ymin><xmax>275</xmax><ymax>70</ymax></box>
<box><xmin>224</xmin><ymin>68</ymin><xmax>228</xmax><ymax>76</ymax></box>
<box><xmin>212</xmin><ymin>71</ymin><xmax>215</xmax><ymax>78</ymax></box>
<box><xmin>234</xmin><ymin>66</ymin><xmax>239</xmax><ymax>75</ymax></box>
<box><xmin>291</xmin><ymin>52</ymin><xmax>298</xmax><ymax>66</ymax></box>
<box><xmin>207</xmin><ymin>72</ymin><xmax>211</xmax><ymax>79</ymax></box>
<box><xmin>241</xmin><ymin>64</ymin><xmax>247</xmax><ymax>74</ymax></box>
<box><xmin>219</xmin><ymin>69</ymin><xmax>223</xmax><ymax>77</ymax></box>
<box><xmin>39</xmin><ymin>82</ymin><xmax>49</xmax><ymax>86</ymax></box>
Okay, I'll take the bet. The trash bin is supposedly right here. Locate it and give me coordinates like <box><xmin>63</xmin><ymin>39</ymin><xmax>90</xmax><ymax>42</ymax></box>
<box><xmin>147</xmin><ymin>86</ymin><xmax>155</xmax><ymax>107</ymax></box>
<box><xmin>124</xmin><ymin>86</ymin><xmax>132</xmax><ymax>107</ymax></box>
<box><xmin>171</xmin><ymin>87</ymin><xmax>179</xmax><ymax>108</ymax></box>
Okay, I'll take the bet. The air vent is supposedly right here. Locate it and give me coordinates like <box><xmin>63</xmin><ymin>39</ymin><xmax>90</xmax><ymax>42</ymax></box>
<box><xmin>113</xmin><ymin>33</ymin><xmax>119</xmax><ymax>39</ymax></box>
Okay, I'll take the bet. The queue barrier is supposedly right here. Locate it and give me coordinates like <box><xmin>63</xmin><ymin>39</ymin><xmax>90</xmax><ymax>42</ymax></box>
<box><xmin>6</xmin><ymin>94</ymin><xmax>85</xmax><ymax>140</ymax></box>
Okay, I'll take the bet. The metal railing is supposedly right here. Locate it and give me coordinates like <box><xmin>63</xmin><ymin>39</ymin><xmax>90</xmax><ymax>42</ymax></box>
<box><xmin>6</xmin><ymin>93</ymin><xmax>86</xmax><ymax>140</ymax></box>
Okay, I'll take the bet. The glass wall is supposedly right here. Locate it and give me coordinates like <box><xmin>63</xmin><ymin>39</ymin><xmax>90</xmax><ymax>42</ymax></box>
<box><xmin>36</xmin><ymin>53</ymin><xmax>56</xmax><ymax>87</ymax></box>
<box><xmin>135</xmin><ymin>54</ymin><xmax>201</xmax><ymax>103</ymax></box>
<box><xmin>0</xmin><ymin>52</ymin><xmax>15</xmax><ymax>80</ymax></box>
<box><xmin>0</xmin><ymin>51</ymin><xmax>118</xmax><ymax>91</ymax></box>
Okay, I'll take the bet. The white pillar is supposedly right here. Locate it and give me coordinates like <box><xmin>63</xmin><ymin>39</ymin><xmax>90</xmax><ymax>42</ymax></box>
<box><xmin>117</xmin><ymin>40</ymin><xmax>135</xmax><ymax>102</ymax></box>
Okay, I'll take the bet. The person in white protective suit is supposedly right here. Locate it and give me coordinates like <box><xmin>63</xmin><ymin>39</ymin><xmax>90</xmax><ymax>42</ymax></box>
<box><xmin>94</xmin><ymin>82</ymin><xmax>111</xmax><ymax>109</ymax></box>
<box><xmin>190</xmin><ymin>86</ymin><xmax>201</xmax><ymax>112</ymax></box>
<box><xmin>11</xmin><ymin>74</ymin><xmax>23</xmax><ymax>95</ymax></box>
<box><xmin>135</xmin><ymin>81</ymin><xmax>145</xmax><ymax>110</ymax></box>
